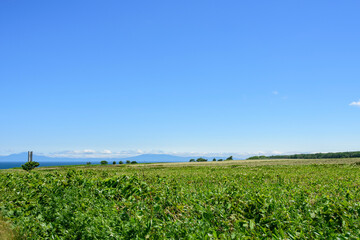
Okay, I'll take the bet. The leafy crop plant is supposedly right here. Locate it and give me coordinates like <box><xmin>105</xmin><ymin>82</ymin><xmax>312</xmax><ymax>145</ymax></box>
<box><xmin>0</xmin><ymin>162</ymin><xmax>360</xmax><ymax>239</ymax></box>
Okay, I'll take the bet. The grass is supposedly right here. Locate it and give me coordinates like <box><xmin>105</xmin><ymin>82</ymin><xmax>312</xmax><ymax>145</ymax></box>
<box><xmin>20</xmin><ymin>157</ymin><xmax>360</xmax><ymax>171</ymax></box>
<box><xmin>1</xmin><ymin>158</ymin><xmax>360</xmax><ymax>239</ymax></box>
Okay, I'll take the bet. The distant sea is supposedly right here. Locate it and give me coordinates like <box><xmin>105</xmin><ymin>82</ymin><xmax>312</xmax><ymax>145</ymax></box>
<box><xmin>0</xmin><ymin>161</ymin><xmax>91</xmax><ymax>169</ymax></box>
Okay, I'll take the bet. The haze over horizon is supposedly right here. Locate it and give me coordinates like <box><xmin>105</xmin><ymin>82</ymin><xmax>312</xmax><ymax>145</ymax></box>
<box><xmin>0</xmin><ymin>149</ymin><xmax>343</xmax><ymax>159</ymax></box>
<box><xmin>0</xmin><ymin>149</ymin><xmax>290</xmax><ymax>159</ymax></box>
<box><xmin>1</xmin><ymin>1</ymin><xmax>360</xmax><ymax>157</ymax></box>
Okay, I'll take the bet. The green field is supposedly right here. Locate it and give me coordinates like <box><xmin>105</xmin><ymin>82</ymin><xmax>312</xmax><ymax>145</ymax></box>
<box><xmin>1</xmin><ymin>159</ymin><xmax>360</xmax><ymax>239</ymax></box>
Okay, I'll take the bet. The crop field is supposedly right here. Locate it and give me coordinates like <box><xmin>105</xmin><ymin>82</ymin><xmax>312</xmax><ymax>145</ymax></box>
<box><xmin>1</xmin><ymin>159</ymin><xmax>360</xmax><ymax>239</ymax></box>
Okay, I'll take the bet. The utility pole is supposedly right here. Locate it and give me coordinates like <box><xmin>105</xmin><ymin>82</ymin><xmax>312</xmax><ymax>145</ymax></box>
<box><xmin>28</xmin><ymin>151</ymin><xmax>33</xmax><ymax>162</ymax></box>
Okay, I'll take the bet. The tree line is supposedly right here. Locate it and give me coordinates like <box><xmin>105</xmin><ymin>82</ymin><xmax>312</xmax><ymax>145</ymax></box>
<box><xmin>98</xmin><ymin>160</ymin><xmax>138</xmax><ymax>165</ymax></box>
<box><xmin>247</xmin><ymin>151</ymin><xmax>360</xmax><ymax>160</ymax></box>
<box><xmin>189</xmin><ymin>156</ymin><xmax>233</xmax><ymax>162</ymax></box>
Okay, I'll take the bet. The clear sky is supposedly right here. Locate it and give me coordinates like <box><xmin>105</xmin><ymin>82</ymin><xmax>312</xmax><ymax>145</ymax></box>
<box><xmin>1</xmin><ymin>1</ymin><xmax>360</xmax><ymax>158</ymax></box>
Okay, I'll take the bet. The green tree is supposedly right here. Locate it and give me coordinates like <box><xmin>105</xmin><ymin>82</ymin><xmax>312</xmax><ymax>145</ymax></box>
<box><xmin>196</xmin><ymin>158</ymin><xmax>207</xmax><ymax>162</ymax></box>
<box><xmin>226</xmin><ymin>156</ymin><xmax>233</xmax><ymax>160</ymax></box>
<box><xmin>119</xmin><ymin>161</ymin><xmax>123</xmax><ymax>164</ymax></box>
<box><xmin>113</xmin><ymin>161</ymin><xmax>116</xmax><ymax>165</ymax></box>
<box><xmin>126</xmin><ymin>160</ymin><xmax>131</xmax><ymax>164</ymax></box>
<box><xmin>131</xmin><ymin>161</ymin><xmax>137</xmax><ymax>164</ymax></box>
<box><xmin>189</xmin><ymin>159</ymin><xmax>195</xmax><ymax>162</ymax></box>
<box><xmin>100</xmin><ymin>160</ymin><xmax>108</xmax><ymax>165</ymax></box>
<box><xmin>21</xmin><ymin>161</ymin><xmax>40</xmax><ymax>171</ymax></box>
<box><xmin>212</xmin><ymin>158</ymin><xmax>216</xmax><ymax>161</ymax></box>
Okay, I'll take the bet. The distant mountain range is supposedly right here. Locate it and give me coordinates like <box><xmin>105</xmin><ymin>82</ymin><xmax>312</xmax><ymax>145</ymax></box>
<box><xmin>0</xmin><ymin>152</ymin><xmax>238</xmax><ymax>164</ymax></box>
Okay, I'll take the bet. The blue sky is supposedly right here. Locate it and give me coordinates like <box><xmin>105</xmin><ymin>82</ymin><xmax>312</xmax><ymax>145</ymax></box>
<box><xmin>1</xmin><ymin>1</ymin><xmax>360</xmax><ymax>158</ymax></box>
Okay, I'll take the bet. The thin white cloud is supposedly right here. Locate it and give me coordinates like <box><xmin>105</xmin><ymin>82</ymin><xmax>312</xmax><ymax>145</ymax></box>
<box><xmin>53</xmin><ymin>149</ymin><xmax>96</xmax><ymax>155</ymax></box>
<box><xmin>101</xmin><ymin>150</ymin><xmax>112</xmax><ymax>154</ymax></box>
<box><xmin>3</xmin><ymin>149</ymin><xmax>316</xmax><ymax>159</ymax></box>
<box><xmin>350</xmin><ymin>100</ymin><xmax>360</xmax><ymax>107</ymax></box>
<box><xmin>82</xmin><ymin>149</ymin><xmax>96</xmax><ymax>154</ymax></box>
<box><xmin>47</xmin><ymin>149</ymin><xmax>150</xmax><ymax>158</ymax></box>
<box><xmin>272</xmin><ymin>91</ymin><xmax>288</xmax><ymax>100</ymax></box>
<box><xmin>43</xmin><ymin>149</ymin><xmax>289</xmax><ymax>159</ymax></box>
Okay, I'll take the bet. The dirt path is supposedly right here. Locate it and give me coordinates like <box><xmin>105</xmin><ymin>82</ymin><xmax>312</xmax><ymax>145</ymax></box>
<box><xmin>0</xmin><ymin>218</ymin><xmax>15</xmax><ymax>240</ymax></box>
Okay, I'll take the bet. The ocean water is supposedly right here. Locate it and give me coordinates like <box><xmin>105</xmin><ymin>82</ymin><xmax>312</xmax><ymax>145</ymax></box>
<box><xmin>0</xmin><ymin>161</ymin><xmax>91</xmax><ymax>169</ymax></box>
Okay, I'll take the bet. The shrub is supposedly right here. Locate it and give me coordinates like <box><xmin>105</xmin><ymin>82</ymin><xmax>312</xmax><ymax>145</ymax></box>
<box><xmin>119</xmin><ymin>161</ymin><xmax>123</xmax><ymax>164</ymax></box>
<box><xmin>226</xmin><ymin>156</ymin><xmax>233</xmax><ymax>161</ymax></box>
<box><xmin>213</xmin><ymin>158</ymin><xmax>216</xmax><ymax>161</ymax></box>
<box><xmin>100</xmin><ymin>160</ymin><xmax>108</xmax><ymax>165</ymax></box>
<box><xmin>247</xmin><ymin>155</ymin><xmax>268</xmax><ymax>160</ymax></box>
<box><xmin>131</xmin><ymin>161</ymin><xmax>137</xmax><ymax>164</ymax></box>
<box><xmin>21</xmin><ymin>161</ymin><xmax>40</xmax><ymax>171</ymax></box>
<box><xmin>189</xmin><ymin>159</ymin><xmax>195</xmax><ymax>162</ymax></box>
<box><xmin>218</xmin><ymin>159</ymin><xmax>223</xmax><ymax>161</ymax></box>
<box><xmin>86</xmin><ymin>162</ymin><xmax>91</xmax><ymax>165</ymax></box>
<box><xmin>126</xmin><ymin>160</ymin><xmax>131</xmax><ymax>164</ymax></box>
<box><xmin>113</xmin><ymin>161</ymin><xmax>116</xmax><ymax>165</ymax></box>
<box><xmin>196</xmin><ymin>158</ymin><xmax>207</xmax><ymax>162</ymax></box>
